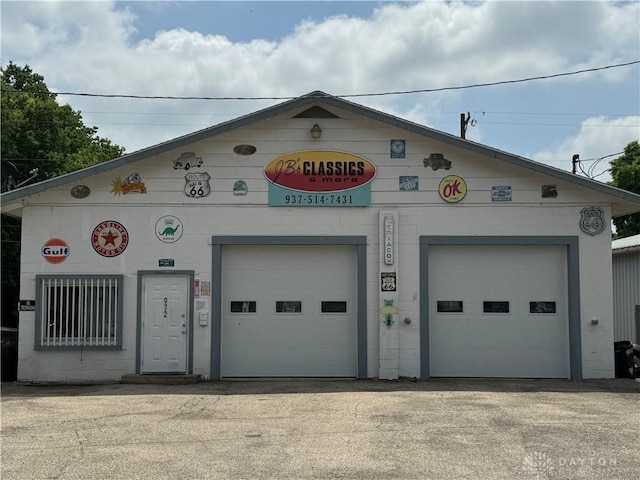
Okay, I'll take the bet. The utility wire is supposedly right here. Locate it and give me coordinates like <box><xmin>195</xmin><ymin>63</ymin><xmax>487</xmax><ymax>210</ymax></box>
<box><xmin>2</xmin><ymin>60</ymin><xmax>638</xmax><ymax>101</ymax></box>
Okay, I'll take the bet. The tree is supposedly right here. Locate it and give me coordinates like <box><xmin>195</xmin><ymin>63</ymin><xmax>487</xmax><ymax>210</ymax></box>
<box><xmin>609</xmin><ymin>140</ymin><xmax>640</xmax><ymax>238</ymax></box>
<box><xmin>1</xmin><ymin>63</ymin><xmax>124</xmax><ymax>185</ymax></box>
<box><xmin>1</xmin><ymin>63</ymin><xmax>125</xmax><ymax>328</ymax></box>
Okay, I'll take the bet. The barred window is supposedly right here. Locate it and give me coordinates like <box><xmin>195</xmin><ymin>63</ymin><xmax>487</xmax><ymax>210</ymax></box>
<box><xmin>35</xmin><ymin>275</ymin><xmax>123</xmax><ymax>349</ymax></box>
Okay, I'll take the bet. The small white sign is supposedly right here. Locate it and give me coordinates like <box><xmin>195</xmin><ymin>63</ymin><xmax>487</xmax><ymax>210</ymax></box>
<box><xmin>155</xmin><ymin>216</ymin><xmax>183</xmax><ymax>243</ymax></box>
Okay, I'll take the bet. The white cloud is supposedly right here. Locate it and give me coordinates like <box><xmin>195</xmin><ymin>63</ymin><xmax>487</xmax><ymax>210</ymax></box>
<box><xmin>532</xmin><ymin>116</ymin><xmax>640</xmax><ymax>181</ymax></box>
<box><xmin>1</xmin><ymin>0</ymin><xmax>638</xmax><ymax>153</ymax></box>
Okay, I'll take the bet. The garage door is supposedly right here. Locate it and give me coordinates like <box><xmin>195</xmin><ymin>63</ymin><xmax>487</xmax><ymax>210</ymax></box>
<box><xmin>429</xmin><ymin>245</ymin><xmax>569</xmax><ymax>378</ymax></box>
<box><xmin>221</xmin><ymin>245</ymin><xmax>357</xmax><ymax>377</ymax></box>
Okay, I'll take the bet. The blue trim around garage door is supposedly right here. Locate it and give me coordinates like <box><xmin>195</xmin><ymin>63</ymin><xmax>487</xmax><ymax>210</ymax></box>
<box><xmin>210</xmin><ymin>236</ymin><xmax>368</xmax><ymax>380</ymax></box>
<box><xmin>419</xmin><ymin>236</ymin><xmax>581</xmax><ymax>380</ymax></box>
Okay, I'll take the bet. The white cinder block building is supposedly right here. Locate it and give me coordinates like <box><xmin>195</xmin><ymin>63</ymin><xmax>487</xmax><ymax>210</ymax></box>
<box><xmin>3</xmin><ymin>92</ymin><xmax>640</xmax><ymax>382</ymax></box>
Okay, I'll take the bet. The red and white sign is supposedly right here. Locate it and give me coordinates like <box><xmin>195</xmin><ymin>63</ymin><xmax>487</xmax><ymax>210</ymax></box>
<box><xmin>41</xmin><ymin>238</ymin><xmax>70</xmax><ymax>264</ymax></box>
<box><xmin>263</xmin><ymin>150</ymin><xmax>376</xmax><ymax>193</ymax></box>
<box><xmin>91</xmin><ymin>221</ymin><xmax>129</xmax><ymax>257</ymax></box>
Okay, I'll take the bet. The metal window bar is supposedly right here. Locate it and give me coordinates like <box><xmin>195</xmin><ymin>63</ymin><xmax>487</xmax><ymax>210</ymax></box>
<box><xmin>52</xmin><ymin>278</ymin><xmax>58</xmax><ymax>346</ymax></box>
<box><xmin>89</xmin><ymin>278</ymin><xmax>94</xmax><ymax>344</ymax></box>
<box><xmin>39</xmin><ymin>276</ymin><xmax>120</xmax><ymax>347</ymax></box>
<box><xmin>107</xmin><ymin>278</ymin><xmax>112</xmax><ymax>344</ymax></box>
<box><xmin>70</xmin><ymin>278</ymin><xmax>75</xmax><ymax>345</ymax></box>
<box><xmin>64</xmin><ymin>278</ymin><xmax>69</xmax><ymax>346</ymax></box>
<box><xmin>82</xmin><ymin>278</ymin><xmax>88</xmax><ymax>346</ymax></box>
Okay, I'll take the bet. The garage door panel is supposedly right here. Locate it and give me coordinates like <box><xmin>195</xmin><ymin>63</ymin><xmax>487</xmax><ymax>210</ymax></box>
<box><xmin>222</xmin><ymin>245</ymin><xmax>357</xmax><ymax>377</ymax></box>
<box><xmin>431</xmin><ymin>346</ymin><xmax>567</xmax><ymax>378</ymax></box>
<box><xmin>429</xmin><ymin>245</ymin><xmax>569</xmax><ymax>378</ymax></box>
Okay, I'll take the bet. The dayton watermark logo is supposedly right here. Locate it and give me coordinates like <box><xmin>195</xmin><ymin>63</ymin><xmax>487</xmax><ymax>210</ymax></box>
<box><xmin>523</xmin><ymin>452</ymin><xmax>621</xmax><ymax>478</ymax></box>
<box><xmin>522</xmin><ymin>452</ymin><xmax>555</xmax><ymax>479</ymax></box>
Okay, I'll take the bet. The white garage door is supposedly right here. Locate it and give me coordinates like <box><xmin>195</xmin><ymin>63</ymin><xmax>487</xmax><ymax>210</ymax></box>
<box><xmin>221</xmin><ymin>245</ymin><xmax>357</xmax><ymax>377</ymax></box>
<box><xmin>429</xmin><ymin>245</ymin><xmax>569</xmax><ymax>378</ymax></box>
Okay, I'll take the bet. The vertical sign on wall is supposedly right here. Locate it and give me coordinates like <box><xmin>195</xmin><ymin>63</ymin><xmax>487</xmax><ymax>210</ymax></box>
<box><xmin>390</xmin><ymin>140</ymin><xmax>406</xmax><ymax>158</ymax></box>
<box><xmin>379</xmin><ymin>210</ymin><xmax>399</xmax><ymax>380</ymax></box>
<box><xmin>384</xmin><ymin>215</ymin><xmax>394</xmax><ymax>265</ymax></box>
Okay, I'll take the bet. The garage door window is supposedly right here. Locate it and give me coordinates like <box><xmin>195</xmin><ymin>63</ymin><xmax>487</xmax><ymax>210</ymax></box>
<box><xmin>276</xmin><ymin>301</ymin><xmax>302</xmax><ymax>313</ymax></box>
<box><xmin>230</xmin><ymin>301</ymin><xmax>257</xmax><ymax>313</ymax></box>
<box><xmin>483</xmin><ymin>301</ymin><xmax>510</xmax><ymax>314</ymax></box>
<box><xmin>321</xmin><ymin>301</ymin><xmax>348</xmax><ymax>313</ymax></box>
<box><xmin>436</xmin><ymin>301</ymin><xmax>464</xmax><ymax>313</ymax></box>
<box><xmin>529</xmin><ymin>301</ymin><xmax>557</xmax><ymax>314</ymax></box>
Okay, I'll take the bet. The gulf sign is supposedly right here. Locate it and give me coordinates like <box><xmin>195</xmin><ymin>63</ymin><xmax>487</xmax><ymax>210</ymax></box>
<box><xmin>42</xmin><ymin>238</ymin><xmax>70</xmax><ymax>264</ymax></box>
<box><xmin>264</xmin><ymin>151</ymin><xmax>377</xmax><ymax>193</ymax></box>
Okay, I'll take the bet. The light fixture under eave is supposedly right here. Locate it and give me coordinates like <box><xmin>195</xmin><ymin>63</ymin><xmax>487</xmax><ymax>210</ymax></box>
<box><xmin>310</xmin><ymin>124</ymin><xmax>322</xmax><ymax>139</ymax></box>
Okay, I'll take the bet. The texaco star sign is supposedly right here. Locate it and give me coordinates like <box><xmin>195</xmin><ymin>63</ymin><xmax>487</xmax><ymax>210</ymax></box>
<box><xmin>91</xmin><ymin>220</ymin><xmax>129</xmax><ymax>257</ymax></box>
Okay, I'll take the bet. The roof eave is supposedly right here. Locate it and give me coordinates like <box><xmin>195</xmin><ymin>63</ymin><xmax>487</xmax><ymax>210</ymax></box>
<box><xmin>2</xmin><ymin>91</ymin><xmax>640</xmax><ymax>216</ymax></box>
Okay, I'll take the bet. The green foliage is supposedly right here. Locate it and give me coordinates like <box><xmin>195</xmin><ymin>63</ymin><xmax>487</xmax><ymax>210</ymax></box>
<box><xmin>1</xmin><ymin>62</ymin><xmax>124</xmax><ymax>188</ymax></box>
<box><xmin>1</xmin><ymin>63</ymin><xmax>125</xmax><ymax>327</ymax></box>
<box><xmin>610</xmin><ymin>141</ymin><xmax>640</xmax><ymax>238</ymax></box>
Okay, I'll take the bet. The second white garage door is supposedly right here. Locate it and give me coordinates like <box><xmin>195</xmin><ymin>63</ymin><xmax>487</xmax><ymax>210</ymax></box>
<box><xmin>221</xmin><ymin>245</ymin><xmax>357</xmax><ymax>377</ymax></box>
<box><xmin>428</xmin><ymin>245</ymin><xmax>570</xmax><ymax>378</ymax></box>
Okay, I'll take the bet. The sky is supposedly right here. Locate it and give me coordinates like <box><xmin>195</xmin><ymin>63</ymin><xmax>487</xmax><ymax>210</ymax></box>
<box><xmin>2</xmin><ymin>0</ymin><xmax>639</xmax><ymax>182</ymax></box>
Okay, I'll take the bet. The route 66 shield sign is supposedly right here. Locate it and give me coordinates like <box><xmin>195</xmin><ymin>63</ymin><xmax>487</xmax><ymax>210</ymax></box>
<box><xmin>579</xmin><ymin>206</ymin><xmax>605</xmax><ymax>236</ymax></box>
<box><xmin>184</xmin><ymin>172</ymin><xmax>211</xmax><ymax>198</ymax></box>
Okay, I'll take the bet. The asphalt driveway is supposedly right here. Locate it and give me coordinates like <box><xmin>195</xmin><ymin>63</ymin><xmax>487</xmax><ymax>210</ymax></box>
<box><xmin>1</xmin><ymin>378</ymin><xmax>639</xmax><ymax>479</ymax></box>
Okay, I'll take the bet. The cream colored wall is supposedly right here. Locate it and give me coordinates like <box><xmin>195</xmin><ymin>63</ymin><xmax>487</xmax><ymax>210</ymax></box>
<box><xmin>17</xmin><ymin>109</ymin><xmax>617</xmax><ymax>380</ymax></box>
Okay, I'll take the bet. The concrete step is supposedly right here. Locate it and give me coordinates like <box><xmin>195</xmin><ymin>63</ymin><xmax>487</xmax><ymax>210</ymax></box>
<box><xmin>121</xmin><ymin>374</ymin><xmax>202</xmax><ymax>385</ymax></box>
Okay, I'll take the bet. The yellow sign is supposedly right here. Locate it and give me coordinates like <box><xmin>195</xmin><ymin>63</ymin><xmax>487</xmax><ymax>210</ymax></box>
<box><xmin>439</xmin><ymin>175</ymin><xmax>467</xmax><ymax>203</ymax></box>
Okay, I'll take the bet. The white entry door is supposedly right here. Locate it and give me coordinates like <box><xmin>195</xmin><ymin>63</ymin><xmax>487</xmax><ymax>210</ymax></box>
<box><xmin>141</xmin><ymin>275</ymin><xmax>189</xmax><ymax>373</ymax></box>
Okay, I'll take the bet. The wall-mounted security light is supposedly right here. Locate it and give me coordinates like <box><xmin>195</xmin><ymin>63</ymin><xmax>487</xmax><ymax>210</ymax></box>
<box><xmin>310</xmin><ymin>124</ymin><xmax>322</xmax><ymax>139</ymax></box>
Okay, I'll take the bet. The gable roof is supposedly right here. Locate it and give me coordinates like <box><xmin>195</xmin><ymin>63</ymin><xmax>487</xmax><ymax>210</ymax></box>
<box><xmin>3</xmin><ymin>90</ymin><xmax>640</xmax><ymax>217</ymax></box>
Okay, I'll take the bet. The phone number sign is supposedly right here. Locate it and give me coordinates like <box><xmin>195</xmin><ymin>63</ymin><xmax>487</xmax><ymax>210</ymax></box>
<box><xmin>268</xmin><ymin>183</ymin><xmax>371</xmax><ymax>206</ymax></box>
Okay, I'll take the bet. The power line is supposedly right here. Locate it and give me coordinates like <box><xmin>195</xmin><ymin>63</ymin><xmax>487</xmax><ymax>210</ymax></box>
<box><xmin>2</xmin><ymin>60</ymin><xmax>638</xmax><ymax>101</ymax></box>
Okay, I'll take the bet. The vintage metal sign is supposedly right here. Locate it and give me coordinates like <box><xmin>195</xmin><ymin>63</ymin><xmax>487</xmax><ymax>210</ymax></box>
<box><xmin>233</xmin><ymin>180</ymin><xmax>248</xmax><ymax>195</ymax></box>
<box><xmin>384</xmin><ymin>215</ymin><xmax>394</xmax><ymax>265</ymax></box>
<box><xmin>381</xmin><ymin>272</ymin><xmax>397</xmax><ymax>292</ymax></box>
<box><xmin>399</xmin><ymin>176</ymin><xmax>419</xmax><ymax>191</ymax></box>
<box><xmin>439</xmin><ymin>175</ymin><xmax>467</xmax><ymax>203</ymax></box>
<box><xmin>91</xmin><ymin>221</ymin><xmax>129</xmax><ymax>257</ymax></box>
<box><xmin>491</xmin><ymin>185</ymin><xmax>512</xmax><ymax>202</ymax></box>
<box><xmin>155</xmin><ymin>216</ymin><xmax>183</xmax><ymax>243</ymax></box>
<box><xmin>184</xmin><ymin>172</ymin><xmax>211</xmax><ymax>198</ymax></box>
<box><xmin>381</xmin><ymin>299</ymin><xmax>397</xmax><ymax>328</ymax></box>
<box><xmin>264</xmin><ymin>151</ymin><xmax>376</xmax><ymax>206</ymax></box>
<box><xmin>390</xmin><ymin>140</ymin><xmax>406</xmax><ymax>158</ymax></box>
<box><xmin>173</xmin><ymin>152</ymin><xmax>203</xmax><ymax>170</ymax></box>
<box><xmin>111</xmin><ymin>173</ymin><xmax>147</xmax><ymax>196</ymax></box>
<box><xmin>41</xmin><ymin>238</ymin><xmax>69</xmax><ymax>264</ymax></box>
<box><xmin>580</xmin><ymin>207</ymin><xmax>605</xmax><ymax>236</ymax></box>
